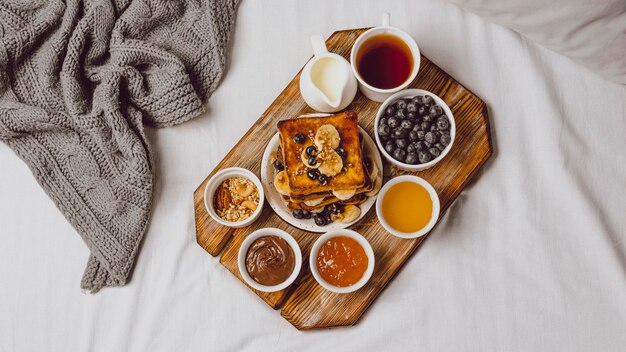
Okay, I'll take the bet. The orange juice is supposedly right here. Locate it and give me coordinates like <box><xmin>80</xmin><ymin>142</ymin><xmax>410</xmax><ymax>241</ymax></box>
<box><xmin>381</xmin><ymin>181</ymin><xmax>433</xmax><ymax>233</ymax></box>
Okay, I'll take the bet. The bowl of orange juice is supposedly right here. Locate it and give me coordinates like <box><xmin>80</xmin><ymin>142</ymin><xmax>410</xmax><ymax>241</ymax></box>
<box><xmin>375</xmin><ymin>175</ymin><xmax>440</xmax><ymax>238</ymax></box>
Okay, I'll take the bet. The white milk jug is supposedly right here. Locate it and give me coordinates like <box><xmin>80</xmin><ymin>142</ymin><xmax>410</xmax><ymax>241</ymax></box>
<box><xmin>299</xmin><ymin>34</ymin><xmax>357</xmax><ymax>113</ymax></box>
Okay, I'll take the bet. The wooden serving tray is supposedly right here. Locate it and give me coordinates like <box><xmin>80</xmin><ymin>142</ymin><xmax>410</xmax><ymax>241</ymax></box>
<box><xmin>193</xmin><ymin>28</ymin><xmax>492</xmax><ymax>330</ymax></box>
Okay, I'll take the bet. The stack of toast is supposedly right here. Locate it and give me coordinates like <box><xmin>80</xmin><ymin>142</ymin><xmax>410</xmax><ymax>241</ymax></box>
<box><xmin>272</xmin><ymin>111</ymin><xmax>381</xmax><ymax>223</ymax></box>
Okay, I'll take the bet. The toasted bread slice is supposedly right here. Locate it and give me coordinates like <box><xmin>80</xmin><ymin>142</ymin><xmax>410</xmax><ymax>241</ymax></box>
<box><xmin>287</xmin><ymin>154</ymin><xmax>373</xmax><ymax>203</ymax></box>
<box><xmin>277</xmin><ymin>111</ymin><xmax>366</xmax><ymax>197</ymax></box>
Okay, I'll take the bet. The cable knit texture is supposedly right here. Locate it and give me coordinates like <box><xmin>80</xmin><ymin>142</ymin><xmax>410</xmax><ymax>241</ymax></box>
<box><xmin>0</xmin><ymin>0</ymin><xmax>239</xmax><ymax>293</ymax></box>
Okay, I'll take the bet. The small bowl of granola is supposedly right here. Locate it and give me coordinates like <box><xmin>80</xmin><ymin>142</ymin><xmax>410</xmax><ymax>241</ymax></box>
<box><xmin>204</xmin><ymin>167</ymin><xmax>264</xmax><ymax>228</ymax></box>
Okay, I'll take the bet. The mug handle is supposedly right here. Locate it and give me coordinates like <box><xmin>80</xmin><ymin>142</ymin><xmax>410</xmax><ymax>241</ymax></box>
<box><xmin>311</xmin><ymin>34</ymin><xmax>328</xmax><ymax>56</ymax></box>
<box><xmin>382</xmin><ymin>12</ymin><xmax>390</xmax><ymax>27</ymax></box>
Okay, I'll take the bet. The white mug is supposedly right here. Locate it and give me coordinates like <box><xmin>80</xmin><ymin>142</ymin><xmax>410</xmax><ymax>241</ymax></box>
<box><xmin>350</xmin><ymin>13</ymin><xmax>421</xmax><ymax>102</ymax></box>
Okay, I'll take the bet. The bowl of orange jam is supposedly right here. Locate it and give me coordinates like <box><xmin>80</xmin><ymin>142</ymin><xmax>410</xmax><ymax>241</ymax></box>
<box><xmin>375</xmin><ymin>175</ymin><xmax>440</xmax><ymax>238</ymax></box>
<box><xmin>310</xmin><ymin>229</ymin><xmax>375</xmax><ymax>293</ymax></box>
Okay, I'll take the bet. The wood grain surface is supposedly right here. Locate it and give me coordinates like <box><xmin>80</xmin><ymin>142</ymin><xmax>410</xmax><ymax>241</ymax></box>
<box><xmin>193</xmin><ymin>28</ymin><xmax>493</xmax><ymax>329</ymax></box>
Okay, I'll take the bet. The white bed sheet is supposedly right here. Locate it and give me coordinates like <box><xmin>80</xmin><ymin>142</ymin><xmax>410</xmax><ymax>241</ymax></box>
<box><xmin>1</xmin><ymin>0</ymin><xmax>625</xmax><ymax>351</ymax></box>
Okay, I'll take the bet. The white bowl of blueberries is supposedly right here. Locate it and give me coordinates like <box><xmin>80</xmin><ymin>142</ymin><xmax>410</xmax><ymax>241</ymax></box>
<box><xmin>374</xmin><ymin>89</ymin><xmax>455</xmax><ymax>171</ymax></box>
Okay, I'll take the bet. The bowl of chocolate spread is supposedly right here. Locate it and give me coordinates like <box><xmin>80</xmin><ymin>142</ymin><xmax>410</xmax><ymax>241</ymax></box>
<box><xmin>238</xmin><ymin>228</ymin><xmax>302</xmax><ymax>292</ymax></box>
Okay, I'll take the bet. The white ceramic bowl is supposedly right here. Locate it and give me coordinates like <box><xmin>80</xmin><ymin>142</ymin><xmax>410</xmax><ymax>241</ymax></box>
<box><xmin>374</xmin><ymin>89</ymin><xmax>456</xmax><ymax>171</ymax></box>
<box><xmin>350</xmin><ymin>13</ymin><xmax>421</xmax><ymax>102</ymax></box>
<box><xmin>375</xmin><ymin>175</ymin><xmax>440</xmax><ymax>239</ymax></box>
<box><xmin>309</xmin><ymin>229</ymin><xmax>375</xmax><ymax>293</ymax></box>
<box><xmin>237</xmin><ymin>228</ymin><xmax>302</xmax><ymax>292</ymax></box>
<box><xmin>204</xmin><ymin>167</ymin><xmax>265</xmax><ymax>228</ymax></box>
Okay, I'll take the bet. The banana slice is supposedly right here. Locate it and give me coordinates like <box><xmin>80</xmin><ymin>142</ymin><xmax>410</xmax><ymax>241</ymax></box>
<box><xmin>274</xmin><ymin>171</ymin><xmax>291</xmax><ymax>195</ymax></box>
<box><xmin>318</xmin><ymin>149</ymin><xmax>343</xmax><ymax>176</ymax></box>
<box><xmin>332</xmin><ymin>189</ymin><xmax>356</xmax><ymax>201</ymax></box>
<box><xmin>368</xmin><ymin>158</ymin><xmax>379</xmax><ymax>181</ymax></box>
<box><xmin>333</xmin><ymin>204</ymin><xmax>361</xmax><ymax>224</ymax></box>
<box><xmin>270</xmin><ymin>151</ymin><xmax>277</xmax><ymax>165</ymax></box>
<box><xmin>365</xmin><ymin>175</ymin><xmax>382</xmax><ymax>197</ymax></box>
<box><xmin>314</xmin><ymin>124</ymin><xmax>341</xmax><ymax>149</ymax></box>
<box><xmin>304</xmin><ymin>197</ymin><xmax>326</xmax><ymax>207</ymax></box>
<box><xmin>301</xmin><ymin>149</ymin><xmax>319</xmax><ymax>169</ymax></box>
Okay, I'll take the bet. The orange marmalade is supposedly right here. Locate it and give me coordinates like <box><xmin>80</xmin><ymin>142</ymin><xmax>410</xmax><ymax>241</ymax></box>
<box><xmin>381</xmin><ymin>181</ymin><xmax>433</xmax><ymax>233</ymax></box>
<box><xmin>316</xmin><ymin>236</ymin><xmax>368</xmax><ymax>287</ymax></box>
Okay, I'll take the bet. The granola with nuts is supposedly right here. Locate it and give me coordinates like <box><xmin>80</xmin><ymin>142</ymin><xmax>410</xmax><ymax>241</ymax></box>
<box><xmin>213</xmin><ymin>176</ymin><xmax>259</xmax><ymax>222</ymax></box>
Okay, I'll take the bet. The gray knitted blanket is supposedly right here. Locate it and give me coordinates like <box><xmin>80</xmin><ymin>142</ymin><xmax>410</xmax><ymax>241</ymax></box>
<box><xmin>0</xmin><ymin>0</ymin><xmax>238</xmax><ymax>293</ymax></box>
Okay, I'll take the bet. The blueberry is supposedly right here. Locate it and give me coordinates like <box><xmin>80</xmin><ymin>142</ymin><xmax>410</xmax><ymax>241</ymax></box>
<box><xmin>436</xmin><ymin>117</ymin><xmax>450</xmax><ymax>130</ymax></box>
<box><xmin>429</xmin><ymin>105</ymin><xmax>443</xmax><ymax>117</ymax></box>
<box><xmin>412</xmin><ymin>124</ymin><xmax>421</xmax><ymax>132</ymax></box>
<box><xmin>396</xmin><ymin>99</ymin><xmax>407</xmax><ymax>110</ymax></box>
<box><xmin>292</xmin><ymin>209</ymin><xmax>304</xmax><ymax>219</ymax></box>
<box><xmin>425</xmin><ymin>132</ymin><xmax>438</xmax><ymax>144</ymax></box>
<box><xmin>407</xmin><ymin>143</ymin><xmax>416</xmax><ymax>153</ymax></box>
<box><xmin>407</xmin><ymin>112</ymin><xmax>417</xmax><ymax>120</ymax></box>
<box><xmin>384</xmin><ymin>140</ymin><xmax>395</xmax><ymax>154</ymax></box>
<box><xmin>430</xmin><ymin>124</ymin><xmax>439</xmax><ymax>132</ymax></box>
<box><xmin>423</xmin><ymin>114</ymin><xmax>432</xmax><ymax>122</ymax></box>
<box><xmin>416</xmin><ymin>130</ymin><xmax>426</xmax><ymax>141</ymax></box>
<box><xmin>273</xmin><ymin>159</ymin><xmax>284</xmax><ymax>171</ymax></box>
<box><xmin>429</xmin><ymin>147</ymin><xmax>441</xmax><ymax>157</ymax></box>
<box><xmin>379</xmin><ymin>124</ymin><xmax>391</xmax><ymax>137</ymax></box>
<box><xmin>313</xmin><ymin>213</ymin><xmax>328</xmax><ymax>226</ymax></box>
<box><xmin>422</xmin><ymin>96</ymin><xmax>434</xmax><ymax>106</ymax></box>
<box><xmin>385</xmin><ymin>105</ymin><xmax>397</xmax><ymax>117</ymax></box>
<box><xmin>307</xmin><ymin>168</ymin><xmax>320</xmax><ymax>180</ymax></box>
<box><xmin>302</xmin><ymin>210</ymin><xmax>312</xmax><ymax>219</ymax></box>
<box><xmin>407</xmin><ymin>102</ymin><xmax>418</xmax><ymax>113</ymax></box>
<box><xmin>435</xmin><ymin>143</ymin><xmax>445</xmax><ymax>151</ymax></box>
<box><xmin>400</xmin><ymin>119</ymin><xmax>413</xmax><ymax>130</ymax></box>
<box><xmin>424</xmin><ymin>141</ymin><xmax>432</xmax><ymax>148</ymax></box>
<box><xmin>396</xmin><ymin>109</ymin><xmax>407</xmax><ymax>119</ymax></box>
<box><xmin>308</xmin><ymin>156</ymin><xmax>317</xmax><ymax>166</ymax></box>
<box><xmin>413</xmin><ymin>96</ymin><xmax>424</xmax><ymax>105</ymax></box>
<box><xmin>408</xmin><ymin>130</ymin><xmax>419</xmax><ymax>142</ymax></box>
<box><xmin>392</xmin><ymin>148</ymin><xmax>407</xmax><ymax>162</ymax></box>
<box><xmin>418</xmin><ymin>151</ymin><xmax>432</xmax><ymax>163</ymax></box>
<box><xmin>306</xmin><ymin>145</ymin><xmax>318</xmax><ymax>157</ymax></box>
<box><xmin>325</xmin><ymin>203</ymin><xmax>344</xmax><ymax>214</ymax></box>
<box><xmin>440</xmin><ymin>133</ymin><xmax>452</xmax><ymax>146</ymax></box>
<box><xmin>318</xmin><ymin>174</ymin><xmax>328</xmax><ymax>185</ymax></box>
<box><xmin>294</xmin><ymin>133</ymin><xmax>306</xmax><ymax>144</ymax></box>
<box><xmin>405</xmin><ymin>152</ymin><xmax>418</xmax><ymax>164</ymax></box>
<box><xmin>417</xmin><ymin>106</ymin><xmax>428</xmax><ymax>116</ymax></box>
<box><xmin>414</xmin><ymin>141</ymin><xmax>426</xmax><ymax>151</ymax></box>
<box><xmin>335</xmin><ymin>147</ymin><xmax>347</xmax><ymax>159</ymax></box>
<box><xmin>388</xmin><ymin>116</ymin><xmax>400</xmax><ymax>129</ymax></box>
<box><xmin>421</xmin><ymin>121</ymin><xmax>431</xmax><ymax>131</ymax></box>
<box><xmin>391</xmin><ymin>127</ymin><xmax>406</xmax><ymax>139</ymax></box>
<box><xmin>379</xmin><ymin>118</ymin><xmax>388</xmax><ymax>127</ymax></box>
<box><xmin>395</xmin><ymin>138</ymin><xmax>408</xmax><ymax>149</ymax></box>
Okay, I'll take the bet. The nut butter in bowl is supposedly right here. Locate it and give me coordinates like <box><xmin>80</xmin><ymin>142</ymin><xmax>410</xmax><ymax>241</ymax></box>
<box><xmin>309</xmin><ymin>229</ymin><xmax>375</xmax><ymax>293</ymax></box>
<box><xmin>204</xmin><ymin>167</ymin><xmax>265</xmax><ymax>228</ymax></box>
<box><xmin>238</xmin><ymin>228</ymin><xmax>302</xmax><ymax>292</ymax></box>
